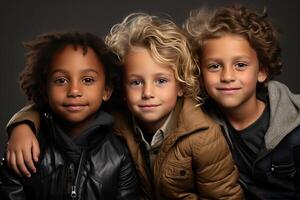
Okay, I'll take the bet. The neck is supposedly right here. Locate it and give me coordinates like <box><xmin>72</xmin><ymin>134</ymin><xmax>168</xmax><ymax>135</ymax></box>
<box><xmin>222</xmin><ymin>98</ymin><xmax>265</xmax><ymax>131</ymax></box>
<box><xmin>60</xmin><ymin>115</ymin><xmax>97</xmax><ymax>138</ymax></box>
<box><xmin>137</xmin><ymin>116</ymin><xmax>168</xmax><ymax>140</ymax></box>
<box><xmin>138</xmin><ymin>121</ymin><xmax>161</xmax><ymax>136</ymax></box>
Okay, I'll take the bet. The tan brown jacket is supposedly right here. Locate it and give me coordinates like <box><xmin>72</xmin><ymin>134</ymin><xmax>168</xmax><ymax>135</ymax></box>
<box><xmin>113</xmin><ymin>98</ymin><xmax>244</xmax><ymax>200</ymax></box>
<box><xmin>7</xmin><ymin>98</ymin><xmax>244</xmax><ymax>199</ymax></box>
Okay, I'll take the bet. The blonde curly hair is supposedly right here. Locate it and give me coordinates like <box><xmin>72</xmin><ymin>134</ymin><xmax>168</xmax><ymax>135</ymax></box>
<box><xmin>184</xmin><ymin>4</ymin><xmax>282</xmax><ymax>82</ymax></box>
<box><xmin>105</xmin><ymin>13</ymin><xmax>200</xmax><ymax>102</ymax></box>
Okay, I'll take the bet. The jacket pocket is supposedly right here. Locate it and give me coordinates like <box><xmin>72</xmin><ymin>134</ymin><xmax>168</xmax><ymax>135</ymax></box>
<box><xmin>271</xmin><ymin>162</ymin><xmax>296</xmax><ymax>178</ymax></box>
<box><xmin>163</xmin><ymin>157</ymin><xmax>193</xmax><ymax>186</ymax></box>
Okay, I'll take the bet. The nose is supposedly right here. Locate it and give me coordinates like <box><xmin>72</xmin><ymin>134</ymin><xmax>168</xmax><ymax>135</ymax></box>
<box><xmin>67</xmin><ymin>81</ymin><xmax>82</xmax><ymax>98</ymax></box>
<box><xmin>142</xmin><ymin>82</ymin><xmax>154</xmax><ymax>99</ymax></box>
<box><xmin>220</xmin><ymin>66</ymin><xmax>235</xmax><ymax>83</ymax></box>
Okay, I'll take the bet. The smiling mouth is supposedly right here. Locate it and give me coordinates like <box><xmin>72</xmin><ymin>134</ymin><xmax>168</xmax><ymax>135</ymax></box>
<box><xmin>63</xmin><ymin>104</ymin><xmax>87</xmax><ymax>112</ymax></box>
<box><xmin>138</xmin><ymin>104</ymin><xmax>160</xmax><ymax>110</ymax></box>
<box><xmin>217</xmin><ymin>88</ymin><xmax>241</xmax><ymax>94</ymax></box>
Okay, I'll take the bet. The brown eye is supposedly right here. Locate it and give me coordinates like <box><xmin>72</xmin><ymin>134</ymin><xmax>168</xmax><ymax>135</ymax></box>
<box><xmin>207</xmin><ymin>63</ymin><xmax>221</xmax><ymax>71</ymax></box>
<box><xmin>235</xmin><ymin>62</ymin><xmax>247</xmax><ymax>70</ymax></box>
<box><xmin>129</xmin><ymin>79</ymin><xmax>142</xmax><ymax>87</ymax></box>
<box><xmin>82</xmin><ymin>77</ymin><xmax>95</xmax><ymax>85</ymax></box>
<box><xmin>54</xmin><ymin>78</ymin><xmax>68</xmax><ymax>85</ymax></box>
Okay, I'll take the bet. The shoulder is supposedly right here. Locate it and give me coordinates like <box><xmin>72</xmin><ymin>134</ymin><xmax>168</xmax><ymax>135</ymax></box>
<box><xmin>176</xmin><ymin>98</ymin><xmax>227</xmax><ymax>150</ymax></box>
<box><xmin>281</xmin><ymin>125</ymin><xmax>300</xmax><ymax>145</ymax></box>
<box><xmin>179</xmin><ymin>98</ymin><xmax>220</xmax><ymax>131</ymax></box>
<box><xmin>105</xmin><ymin>131</ymin><xmax>131</xmax><ymax>156</ymax></box>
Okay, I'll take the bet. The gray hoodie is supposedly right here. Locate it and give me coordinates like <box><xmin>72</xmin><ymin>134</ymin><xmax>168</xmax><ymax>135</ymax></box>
<box><xmin>205</xmin><ymin>80</ymin><xmax>300</xmax><ymax>150</ymax></box>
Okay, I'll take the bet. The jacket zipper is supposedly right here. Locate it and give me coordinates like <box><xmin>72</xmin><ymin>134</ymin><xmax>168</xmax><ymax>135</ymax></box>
<box><xmin>70</xmin><ymin>150</ymin><xmax>87</xmax><ymax>199</ymax></box>
<box><xmin>44</xmin><ymin>111</ymin><xmax>86</xmax><ymax>200</ymax></box>
<box><xmin>68</xmin><ymin>163</ymin><xmax>76</xmax><ymax>199</ymax></box>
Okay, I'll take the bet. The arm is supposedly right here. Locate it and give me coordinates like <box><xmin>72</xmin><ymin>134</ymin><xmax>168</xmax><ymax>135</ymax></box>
<box><xmin>193</xmin><ymin>124</ymin><xmax>244</xmax><ymax>199</ymax></box>
<box><xmin>6</xmin><ymin>104</ymin><xmax>41</xmax><ymax>177</ymax></box>
<box><xmin>0</xmin><ymin>157</ymin><xmax>26</xmax><ymax>200</ymax></box>
<box><xmin>116</xmin><ymin>144</ymin><xmax>139</xmax><ymax>200</ymax></box>
<box><xmin>6</xmin><ymin>104</ymin><xmax>40</xmax><ymax>135</ymax></box>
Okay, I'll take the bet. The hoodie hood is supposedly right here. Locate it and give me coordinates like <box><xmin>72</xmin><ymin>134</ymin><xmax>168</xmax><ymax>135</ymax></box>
<box><xmin>264</xmin><ymin>81</ymin><xmax>300</xmax><ymax>149</ymax></box>
<box><xmin>42</xmin><ymin>110</ymin><xmax>114</xmax><ymax>163</ymax></box>
<box><xmin>203</xmin><ymin>81</ymin><xmax>300</xmax><ymax>150</ymax></box>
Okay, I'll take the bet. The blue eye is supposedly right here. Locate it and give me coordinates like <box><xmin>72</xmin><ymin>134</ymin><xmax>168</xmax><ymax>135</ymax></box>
<box><xmin>156</xmin><ymin>78</ymin><xmax>168</xmax><ymax>85</ymax></box>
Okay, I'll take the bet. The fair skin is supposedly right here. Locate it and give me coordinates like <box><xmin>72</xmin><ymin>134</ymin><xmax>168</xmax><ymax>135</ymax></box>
<box><xmin>123</xmin><ymin>47</ymin><xmax>183</xmax><ymax>135</ymax></box>
<box><xmin>201</xmin><ymin>34</ymin><xmax>267</xmax><ymax>130</ymax></box>
<box><xmin>6</xmin><ymin>45</ymin><xmax>112</xmax><ymax>176</ymax></box>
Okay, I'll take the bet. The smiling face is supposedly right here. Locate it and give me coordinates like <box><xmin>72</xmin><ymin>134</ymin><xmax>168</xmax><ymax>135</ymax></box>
<box><xmin>201</xmin><ymin>34</ymin><xmax>267</xmax><ymax>112</ymax></box>
<box><xmin>123</xmin><ymin>48</ymin><xmax>183</xmax><ymax>133</ymax></box>
<box><xmin>47</xmin><ymin>45</ymin><xmax>111</xmax><ymax>135</ymax></box>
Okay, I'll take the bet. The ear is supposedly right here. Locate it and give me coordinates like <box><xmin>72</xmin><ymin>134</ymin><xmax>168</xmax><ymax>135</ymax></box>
<box><xmin>102</xmin><ymin>86</ymin><xmax>113</xmax><ymax>101</ymax></box>
<box><xmin>177</xmin><ymin>86</ymin><xmax>184</xmax><ymax>97</ymax></box>
<box><xmin>258</xmin><ymin>67</ymin><xmax>268</xmax><ymax>83</ymax></box>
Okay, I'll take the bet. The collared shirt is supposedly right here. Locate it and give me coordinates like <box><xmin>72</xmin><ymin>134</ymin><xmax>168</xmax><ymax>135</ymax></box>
<box><xmin>133</xmin><ymin>112</ymin><xmax>173</xmax><ymax>170</ymax></box>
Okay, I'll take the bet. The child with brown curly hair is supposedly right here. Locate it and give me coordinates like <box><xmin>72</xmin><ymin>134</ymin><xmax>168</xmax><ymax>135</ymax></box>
<box><xmin>184</xmin><ymin>4</ymin><xmax>300</xmax><ymax>199</ymax></box>
<box><xmin>2</xmin><ymin>14</ymin><xmax>243</xmax><ymax>199</ymax></box>
<box><xmin>0</xmin><ymin>32</ymin><xmax>138</xmax><ymax>200</ymax></box>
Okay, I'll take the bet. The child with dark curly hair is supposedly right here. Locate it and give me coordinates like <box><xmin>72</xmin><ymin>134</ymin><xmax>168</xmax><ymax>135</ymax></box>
<box><xmin>0</xmin><ymin>32</ymin><xmax>138</xmax><ymax>200</ymax></box>
<box><xmin>184</xmin><ymin>4</ymin><xmax>300</xmax><ymax>199</ymax></box>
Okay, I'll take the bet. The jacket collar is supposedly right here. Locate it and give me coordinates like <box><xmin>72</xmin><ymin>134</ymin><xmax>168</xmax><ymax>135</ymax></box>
<box><xmin>159</xmin><ymin>97</ymin><xmax>210</xmax><ymax>153</ymax></box>
<box><xmin>132</xmin><ymin>111</ymin><xmax>173</xmax><ymax>150</ymax></box>
<box><xmin>42</xmin><ymin>110</ymin><xmax>114</xmax><ymax>164</ymax></box>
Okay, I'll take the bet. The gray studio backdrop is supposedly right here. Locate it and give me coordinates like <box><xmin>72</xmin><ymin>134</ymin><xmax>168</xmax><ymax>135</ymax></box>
<box><xmin>1</xmin><ymin>0</ymin><xmax>300</xmax><ymax>156</ymax></box>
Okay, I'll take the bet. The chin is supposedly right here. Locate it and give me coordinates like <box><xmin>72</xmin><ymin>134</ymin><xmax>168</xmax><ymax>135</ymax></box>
<box><xmin>216</xmin><ymin>100</ymin><xmax>240</xmax><ymax>109</ymax></box>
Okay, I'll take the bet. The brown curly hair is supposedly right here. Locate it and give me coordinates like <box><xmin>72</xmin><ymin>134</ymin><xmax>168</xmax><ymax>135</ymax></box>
<box><xmin>184</xmin><ymin>4</ymin><xmax>282</xmax><ymax>81</ymax></box>
<box><xmin>19</xmin><ymin>32</ymin><xmax>118</xmax><ymax>107</ymax></box>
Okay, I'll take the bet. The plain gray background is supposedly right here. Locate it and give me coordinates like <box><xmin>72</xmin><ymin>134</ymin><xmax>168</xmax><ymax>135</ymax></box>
<box><xmin>1</xmin><ymin>0</ymin><xmax>300</xmax><ymax>156</ymax></box>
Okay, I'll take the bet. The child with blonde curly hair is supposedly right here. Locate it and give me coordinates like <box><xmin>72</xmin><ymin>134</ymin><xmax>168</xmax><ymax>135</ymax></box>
<box><xmin>3</xmin><ymin>14</ymin><xmax>243</xmax><ymax>199</ymax></box>
<box><xmin>184</xmin><ymin>4</ymin><xmax>300</xmax><ymax>199</ymax></box>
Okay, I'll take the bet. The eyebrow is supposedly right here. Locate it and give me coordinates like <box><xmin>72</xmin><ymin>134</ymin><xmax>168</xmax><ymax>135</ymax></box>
<box><xmin>50</xmin><ymin>68</ymin><xmax>100</xmax><ymax>75</ymax></box>
<box><xmin>127</xmin><ymin>72</ymin><xmax>173</xmax><ymax>77</ymax></box>
<box><xmin>203</xmin><ymin>55</ymin><xmax>251</xmax><ymax>62</ymax></box>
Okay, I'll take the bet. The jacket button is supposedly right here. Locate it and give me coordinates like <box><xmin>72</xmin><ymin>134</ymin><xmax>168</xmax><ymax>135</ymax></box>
<box><xmin>180</xmin><ymin>170</ymin><xmax>186</xmax><ymax>176</ymax></box>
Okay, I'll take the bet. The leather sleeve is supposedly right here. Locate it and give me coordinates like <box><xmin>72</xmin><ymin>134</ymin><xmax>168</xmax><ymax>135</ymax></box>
<box><xmin>116</xmin><ymin>143</ymin><xmax>139</xmax><ymax>200</ymax></box>
<box><xmin>295</xmin><ymin>145</ymin><xmax>300</xmax><ymax>199</ymax></box>
<box><xmin>193</xmin><ymin>123</ymin><xmax>244</xmax><ymax>199</ymax></box>
<box><xmin>0</xmin><ymin>157</ymin><xmax>26</xmax><ymax>200</ymax></box>
<box><xmin>6</xmin><ymin>104</ymin><xmax>40</xmax><ymax>136</ymax></box>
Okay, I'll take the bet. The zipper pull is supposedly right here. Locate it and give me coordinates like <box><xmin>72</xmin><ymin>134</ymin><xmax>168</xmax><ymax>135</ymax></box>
<box><xmin>71</xmin><ymin>185</ymin><xmax>77</xmax><ymax>199</ymax></box>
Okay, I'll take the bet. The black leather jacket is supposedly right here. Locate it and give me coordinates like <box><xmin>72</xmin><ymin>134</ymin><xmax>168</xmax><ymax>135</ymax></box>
<box><xmin>0</xmin><ymin>110</ymin><xmax>139</xmax><ymax>200</ymax></box>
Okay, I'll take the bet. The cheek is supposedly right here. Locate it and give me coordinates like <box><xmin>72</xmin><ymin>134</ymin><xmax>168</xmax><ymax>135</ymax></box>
<box><xmin>163</xmin><ymin>90</ymin><xmax>178</xmax><ymax>106</ymax></box>
<box><xmin>47</xmin><ymin>86</ymin><xmax>65</xmax><ymax>103</ymax></box>
<box><xmin>202</xmin><ymin>74</ymin><xmax>215</xmax><ymax>90</ymax></box>
<box><xmin>242</xmin><ymin>73</ymin><xmax>260</xmax><ymax>87</ymax></box>
<box><xmin>47</xmin><ymin>91</ymin><xmax>62</xmax><ymax>104</ymax></box>
<box><xmin>124</xmin><ymin>87</ymin><xmax>138</xmax><ymax>106</ymax></box>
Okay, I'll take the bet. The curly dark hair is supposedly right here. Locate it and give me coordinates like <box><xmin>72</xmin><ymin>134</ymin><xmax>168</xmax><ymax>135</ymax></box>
<box><xmin>19</xmin><ymin>32</ymin><xmax>119</xmax><ymax>107</ymax></box>
<box><xmin>184</xmin><ymin>4</ymin><xmax>282</xmax><ymax>81</ymax></box>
